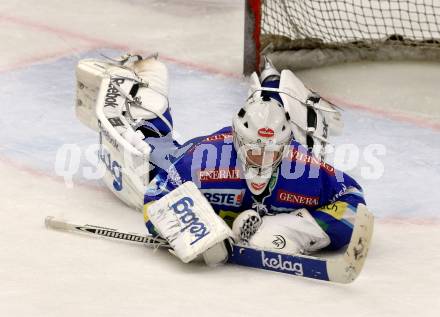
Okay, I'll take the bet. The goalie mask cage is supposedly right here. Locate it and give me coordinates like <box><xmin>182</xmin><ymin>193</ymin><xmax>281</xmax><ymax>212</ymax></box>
<box><xmin>244</xmin><ymin>0</ymin><xmax>440</xmax><ymax>74</ymax></box>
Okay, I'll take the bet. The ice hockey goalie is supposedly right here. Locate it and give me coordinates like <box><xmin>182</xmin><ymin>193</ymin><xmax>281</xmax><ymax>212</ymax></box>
<box><xmin>75</xmin><ymin>53</ymin><xmax>367</xmax><ymax>265</ymax></box>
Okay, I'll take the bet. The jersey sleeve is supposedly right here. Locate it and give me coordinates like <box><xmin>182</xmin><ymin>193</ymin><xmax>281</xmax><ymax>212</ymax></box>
<box><xmin>143</xmin><ymin>164</ymin><xmax>185</xmax><ymax>235</ymax></box>
<box><xmin>311</xmin><ymin>166</ymin><xmax>366</xmax><ymax>250</ymax></box>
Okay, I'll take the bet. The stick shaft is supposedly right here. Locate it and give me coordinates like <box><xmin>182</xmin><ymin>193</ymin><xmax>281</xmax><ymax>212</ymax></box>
<box><xmin>45</xmin><ymin>216</ymin><xmax>170</xmax><ymax>248</ymax></box>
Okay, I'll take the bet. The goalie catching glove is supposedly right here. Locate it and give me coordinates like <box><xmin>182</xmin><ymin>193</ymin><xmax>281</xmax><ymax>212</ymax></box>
<box><xmin>146</xmin><ymin>181</ymin><xmax>233</xmax><ymax>265</ymax></box>
<box><xmin>232</xmin><ymin>208</ymin><xmax>330</xmax><ymax>255</ymax></box>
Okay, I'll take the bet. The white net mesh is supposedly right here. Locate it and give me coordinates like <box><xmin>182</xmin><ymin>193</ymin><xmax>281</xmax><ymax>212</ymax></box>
<box><xmin>259</xmin><ymin>0</ymin><xmax>440</xmax><ymax>69</ymax></box>
<box><xmin>262</xmin><ymin>0</ymin><xmax>440</xmax><ymax>48</ymax></box>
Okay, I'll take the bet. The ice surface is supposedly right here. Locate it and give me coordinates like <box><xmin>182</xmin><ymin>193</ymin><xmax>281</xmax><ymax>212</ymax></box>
<box><xmin>1</xmin><ymin>1</ymin><xmax>440</xmax><ymax>317</ymax></box>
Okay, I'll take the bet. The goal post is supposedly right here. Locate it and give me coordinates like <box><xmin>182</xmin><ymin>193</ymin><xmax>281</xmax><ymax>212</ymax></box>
<box><xmin>244</xmin><ymin>0</ymin><xmax>262</xmax><ymax>75</ymax></box>
<box><xmin>244</xmin><ymin>0</ymin><xmax>440</xmax><ymax>74</ymax></box>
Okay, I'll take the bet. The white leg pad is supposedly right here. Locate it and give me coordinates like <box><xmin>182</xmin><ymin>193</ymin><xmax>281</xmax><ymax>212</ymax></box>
<box><xmin>127</xmin><ymin>58</ymin><xmax>170</xmax><ymax>121</ymax></box>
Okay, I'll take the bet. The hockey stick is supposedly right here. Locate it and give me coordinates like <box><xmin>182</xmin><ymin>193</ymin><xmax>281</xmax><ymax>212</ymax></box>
<box><xmin>45</xmin><ymin>205</ymin><xmax>373</xmax><ymax>284</ymax></box>
<box><xmin>44</xmin><ymin>216</ymin><xmax>170</xmax><ymax>249</ymax></box>
<box><xmin>228</xmin><ymin>205</ymin><xmax>374</xmax><ymax>283</ymax></box>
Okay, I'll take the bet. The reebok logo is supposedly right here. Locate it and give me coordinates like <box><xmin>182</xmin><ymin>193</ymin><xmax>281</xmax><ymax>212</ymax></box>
<box><xmin>104</xmin><ymin>78</ymin><xmax>125</xmax><ymax>108</ymax></box>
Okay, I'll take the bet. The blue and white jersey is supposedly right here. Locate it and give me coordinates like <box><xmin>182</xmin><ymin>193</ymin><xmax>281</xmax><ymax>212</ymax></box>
<box><xmin>143</xmin><ymin>126</ymin><xmax>365</xmax><ymax>251</ymax></box>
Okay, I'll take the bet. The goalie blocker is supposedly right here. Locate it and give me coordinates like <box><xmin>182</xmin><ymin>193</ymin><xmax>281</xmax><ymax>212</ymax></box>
<box><xmin>146</xmin><ymin>181</ymin><xmax>233</xmax><ymax>265</ymax></box>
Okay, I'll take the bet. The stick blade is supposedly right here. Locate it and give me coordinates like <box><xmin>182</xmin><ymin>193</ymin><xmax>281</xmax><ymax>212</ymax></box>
<box><xmin>327</xmin><ymin>204</ymin><xmax>374</xmax><ymax>283</ymax></box>
<box><xmin>45</xmin><ymin>216</ymin><xmax>72</xmax><ymax>231</ymax></box>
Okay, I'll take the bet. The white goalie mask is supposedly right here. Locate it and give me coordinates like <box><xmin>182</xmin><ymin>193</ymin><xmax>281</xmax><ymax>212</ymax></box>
<box><xmin>232</xmin><ymin>97</ymin><xmax>293</xmax><ymax>195</ymax></box>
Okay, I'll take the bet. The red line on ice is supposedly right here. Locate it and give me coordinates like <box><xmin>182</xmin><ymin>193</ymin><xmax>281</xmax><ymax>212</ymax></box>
<box><xmin>377</xmin><ymin>217</ymin><xmax>440</xmax><ymax>226</ymax></box>
<box><xmin>0</xmin><ymin>47</ymin><xmax>95</xmax><ymax>73</ymax></box>
<box><xmin>7</xmin><ymin>11</ymin><xmax>440</xmax><ymax>229</ymax></box>
<box><xmin>0</xmin><ymin>14</ymin><xmax>238</xmax><ymax>78</ymax></box>
<box><xmin>1</xmin><ymin>14</ymin><xmax>439</xmax><ymax>205</ymax></box>
<box><xmin>324</xmin><ymin>95</ymin><xmax>440</xmax><ymax>132</ymax></box>
<box><xmin>0</xmin><ymin>14</ymin><xmax>114</xmax><ymax>46</ymax></box>
<box><xmin>0</xmin><ymin>155</ymin><xmax>106</xmax><ymax>193</ymax></box>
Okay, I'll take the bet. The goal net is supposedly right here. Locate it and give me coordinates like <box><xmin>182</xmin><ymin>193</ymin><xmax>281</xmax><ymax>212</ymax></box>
<box><xmin>244</xmin><ymin>0</ymin><xmax>440</xmax><ymax>73</ymax></box>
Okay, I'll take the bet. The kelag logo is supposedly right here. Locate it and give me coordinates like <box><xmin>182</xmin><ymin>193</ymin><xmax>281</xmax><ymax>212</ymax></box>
<box><xmin>170</xmin><ymin>197</ymin><xmax>210</xmax><ymax>245</ymax></box>
<box><xmin>261</xmin><ymin>252</ymin><xmax>303</xmax><ymax>276</ymax></box>
<box><xmin>98</xmin><ymin>147</ymin><xmax>123</xmax><ymax>191</ymax></box>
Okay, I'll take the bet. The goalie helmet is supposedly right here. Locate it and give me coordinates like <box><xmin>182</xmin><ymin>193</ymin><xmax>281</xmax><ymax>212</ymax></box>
<box><xmin>232</xmin><ymin>96</ymin><xmax>293</xmax><ymax>195</ymax></box>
